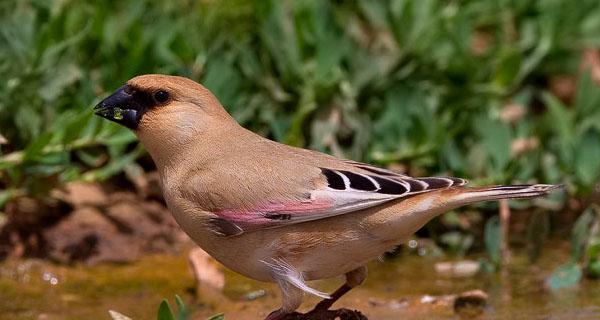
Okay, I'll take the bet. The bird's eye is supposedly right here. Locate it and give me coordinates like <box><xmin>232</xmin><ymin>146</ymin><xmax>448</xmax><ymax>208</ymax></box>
<box><xmin>154</xmin><ymin>90</ymin><xmax>169</xmax><ymax>103</ymax></box>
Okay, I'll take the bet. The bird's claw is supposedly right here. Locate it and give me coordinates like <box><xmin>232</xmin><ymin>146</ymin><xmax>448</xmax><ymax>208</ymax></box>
<box><xmin>270</xmin><ymin>308</ymin><xmax>368</xmax><ymax>320</ymax></box>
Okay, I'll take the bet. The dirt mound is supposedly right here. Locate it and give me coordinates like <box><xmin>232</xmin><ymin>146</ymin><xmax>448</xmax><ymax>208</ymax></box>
<box><xmin>0</xmin><ymin>178</ymin><xmax>190</xmax><ymax>264</ymax></box>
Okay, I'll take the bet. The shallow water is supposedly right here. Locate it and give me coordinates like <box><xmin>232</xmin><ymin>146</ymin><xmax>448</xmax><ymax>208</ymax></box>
<box><xmin>0</xmin><ymin>241</ymin><xmax>598</xmax><ymax>320</ymax></box>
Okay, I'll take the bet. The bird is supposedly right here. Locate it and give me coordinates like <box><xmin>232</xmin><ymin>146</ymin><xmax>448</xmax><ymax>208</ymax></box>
<box><xmin>94</xmin><ymin>74</ymin><xmax>561</xmax><ymax>320</ymax></box>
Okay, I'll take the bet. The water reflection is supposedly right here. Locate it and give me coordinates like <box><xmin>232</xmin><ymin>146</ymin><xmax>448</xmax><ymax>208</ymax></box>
<box><xmin>0</xmin><ymin>241</ymin><xmax>598</xmax><ymax>319</ymax></box>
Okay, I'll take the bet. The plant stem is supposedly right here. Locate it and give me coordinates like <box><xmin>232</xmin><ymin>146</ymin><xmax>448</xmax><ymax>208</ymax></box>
<box><xmin>0</xmin><ymin>138</ymin><xmax>105</xmax><ymax>165</ymax></box>
<box><xmin>499</xmin><ymin>199</ymin><xmax>511</xmax><ymax>267</ymax></box>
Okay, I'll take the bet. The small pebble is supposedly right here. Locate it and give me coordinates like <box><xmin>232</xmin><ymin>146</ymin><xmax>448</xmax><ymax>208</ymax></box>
<box><xmin>245</xmin><ymin>289</ymin><xmax>266</xmax><ymax>300</ymax></box>
<box><xmin>435</xmin><ymin>260</ymin><xmax>480</xmax><ymax>277</ymax></box>
<box><xmin>420</xmin><ymin>295</ymin><xmax>437</xmax><ymax>304</ymax></box>
<box><xmin>454</xmin><ymin>289</ymin><xmax>488</xmax><ymax>317</ymax></box>
<box><xmin>388</xmin><ymin>298</ymin><xmax>409</xmax><ymax>309</ymax></box>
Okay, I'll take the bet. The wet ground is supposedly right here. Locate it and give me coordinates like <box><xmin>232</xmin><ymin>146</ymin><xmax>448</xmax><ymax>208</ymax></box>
<box><xmin>1</xmin><ymin>241</ymin><xmax>599</xmax><ymax>320</ymax></box>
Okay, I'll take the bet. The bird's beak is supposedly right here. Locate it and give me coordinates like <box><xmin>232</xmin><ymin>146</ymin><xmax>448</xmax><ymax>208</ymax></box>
<box><xmin>94</xmin><ymin>85</ymin><xmax>144</xmax><ymax>129</ymax></box>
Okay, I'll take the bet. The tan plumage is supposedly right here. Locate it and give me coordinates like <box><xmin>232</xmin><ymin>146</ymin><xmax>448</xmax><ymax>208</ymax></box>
<box><xmin>94</xmin><ymin>74</ymin><xmax>561</xmax><ymax>319</ymax></box>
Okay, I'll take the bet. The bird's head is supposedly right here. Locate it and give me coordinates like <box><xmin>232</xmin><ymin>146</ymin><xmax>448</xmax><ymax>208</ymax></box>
<box><xmin>94</xmin><ymin>74</ymin><xmax>235</xmax><ymax>165</ymax></box>
<box><xmin>94</xmin><ymin>74</ymin><xmax>230</xmax><ymax>131</ymax></box>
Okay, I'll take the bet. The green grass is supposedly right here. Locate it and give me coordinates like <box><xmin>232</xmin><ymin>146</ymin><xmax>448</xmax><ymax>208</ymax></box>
<box><xmin>1</xmin><ymin>0</ymin><xmax>600</xmax><ymax>264</ymax></box>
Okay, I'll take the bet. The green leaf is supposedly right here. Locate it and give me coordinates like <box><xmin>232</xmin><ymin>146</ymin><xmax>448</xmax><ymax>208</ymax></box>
<box><xmin>546</xmin><ymin>263</ymin><xmax>582</xmax><ymax>290</ymax></box>
<box><xmin>587</xmin><ymin>239</ymin><xmax>600</xmax><ymax>262</ymax></box>
<box><xmin>75</xmin><ymin>149</ymin><xmax>106</xmax><ymax>167</ymax></box>
<box><xmin>441</xmin><ymin>140</ymin><xmax>465</xmax><ymax>172</ymax></box>
<box><xmin>39</xmin><ymin>63</ymin><xmax>82</xmax><ymax>102</ymax></box>
<box><xmin>284</xmin><ymin>86</ymin><xmax>316</xmax><ymax>146</ymax></box>
<box><xmin>479</xmin><ymin>259</ymin><xmax>496</xmax><ymax>273</ymax></box>
<box><xmin>543</xmin><ymin>92</ymin><xmax>574</xmax><ymax>164</ymax></box>
<box><xmin>103</xmin><ymin>130</ymin><xmax>137</xmax><ymax>146</ymax></box>
<box><xmin>23</xmin><ymin>133</ymin><xmax>53</xmax><ymax>162</ymax></box>
<box><xmin>82</xmin><ymin>146</ymin><xmax>145</xmax><ymax>181</ymax></box>
<box><xmin>484</xmin><ymin>215</ymin><xmax>502</xmax><ymax>266</ymax></box>
<box><xmin>518</xmin><ymin>25</ymin><xmax>552</xmax><ymax>84</ymax></box>
<box><xmin>157</xmin><ymin>300</ymin><xmax>175</xmax><ymax>320</ymax></box>
<box><xmin>0</xmin><ymin>189</ymin><xmax>14</xmax><ymax>208</ymax></box>
<box><xmin>574</xmin><ymin>72</ymin><xmax>600</xmax><ymax>117</ymax></box>
<box><xmin>526</xmin><ymin>211</ymin><xmax>550</xmax><ymax>262</ymax></box>
<box><xmin>206</xmin><ymin>314</ymin><xmax>225</xmax><ymax>320</ymax></box>
<box><xmin>574</xmin><ymin>131</ymin><xmax>600</xmax><ymax>187</ymax></box>
<box><xmin>439</xmin><ymin>231</ymin><xmax>473</xmax><ymax>256</ymax></box>
<box><xmin>571</xmin><ymin>208</ymin><xmax>595</xmax><ymax>262</ymax></box>
<box><xmin>175</xmin><ymin>295</ymin><xmax>188</xmax><ymax>320</ymax></box>
<box><xmin>202</xmin><ymin>54</ymin><xmax>242</xmax><ymax>108</ymax></box>
<box><xmin>588</xmin><ymin>260</ymin><xmax>600</xmax><ymax>279</ymax></box>
<box><xmin>493</xmin><ymin>49</ymin><xmax>522</xmax><ymax>89</ymax></box>
<box><xmin>476</xmin><ymin>118</ymin><xmax>511</xmax><ymax>172</ymax></box>
<box><xmin>61</xmin><ymin>112</ymin><xmax>93</xmax><ymax>145</ymax></box>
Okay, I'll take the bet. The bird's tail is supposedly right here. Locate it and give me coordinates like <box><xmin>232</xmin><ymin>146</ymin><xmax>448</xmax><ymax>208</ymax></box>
<box><xmin>372</xmin><ymin>183</ymin><xmax>562</xmax><ymax>245</ymax></box>
<box><xmin>451</xmin><ymin>184</ymin><xmax>562</xmax><ymax>205</ymax></box>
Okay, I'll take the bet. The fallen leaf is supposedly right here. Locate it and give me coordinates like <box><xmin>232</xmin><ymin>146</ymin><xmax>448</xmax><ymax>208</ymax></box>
<box><xmin>546</xmin><ymin>263</ymin><xmax>582</xmax><ymax>290</ymax></box>
<box><xmin>108</xmin><ymin>310</ymin><xmax>133</xmax><ymax>320</ymax></box>
<box><xmin>188</xmin><ymin>247</ymin><xmax>225</xmax><ymax>291</ymax></box>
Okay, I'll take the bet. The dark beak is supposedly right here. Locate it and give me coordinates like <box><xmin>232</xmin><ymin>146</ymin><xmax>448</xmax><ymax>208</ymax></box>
<box><xmin>94</xmin><ymin>85</ymin><xmax>145</xmax><ymax>129</ymax></box>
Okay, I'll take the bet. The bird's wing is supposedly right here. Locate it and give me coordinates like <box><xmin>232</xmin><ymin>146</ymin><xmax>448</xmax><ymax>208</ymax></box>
<box><xmin>209</xmin><ymin>160</ymin><xmax>467</xmax><ymax>236</ymax></box>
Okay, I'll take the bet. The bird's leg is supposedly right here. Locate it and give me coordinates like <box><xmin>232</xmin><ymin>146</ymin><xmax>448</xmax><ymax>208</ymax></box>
<box><xmin>265</xmin><ymin>278</ymin><xmax>304</xmax><ymax>320</ymax></box>
<box><xmin>312</xmin><ymin>284</ymin><xmax>352</xmax><ymax>311</ymax></box>
<box><xmin>311</xmin><ymin>266</ymin><xmax>367</xmax><ymax>312</ymax></box>
<box><xmin>265</xmin><ymin>309</ymin><xmax>302</xmax><ymax>320</ymax></box>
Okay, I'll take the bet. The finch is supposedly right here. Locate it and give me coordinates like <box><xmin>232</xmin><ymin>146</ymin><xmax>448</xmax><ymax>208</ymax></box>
<box><xmin>94</xmin><ymin>74</ymin><xmax>560</xmax><ymax>319</ymax></box>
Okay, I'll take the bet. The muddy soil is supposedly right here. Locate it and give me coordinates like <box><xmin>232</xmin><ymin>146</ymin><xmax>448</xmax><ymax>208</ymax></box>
<box><xmin>0</xmin><ymin>180</ymin><xmax>190</xmax><ymax>264</ymax></box>
<box><xmin>1</xmin><ymin>241</ymin><xmax>599</xmax><ymax>320</ymax></box>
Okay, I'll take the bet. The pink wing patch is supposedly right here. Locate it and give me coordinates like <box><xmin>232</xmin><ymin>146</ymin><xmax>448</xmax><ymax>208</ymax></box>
<box><xmin>210</xmin><ymin>197</ymin><xmax>335</xmax><ymax>236</ymax></box>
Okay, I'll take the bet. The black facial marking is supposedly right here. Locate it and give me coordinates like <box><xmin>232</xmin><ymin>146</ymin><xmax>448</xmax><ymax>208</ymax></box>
<box><xmin>372</xmin><ymin>177</ymin><xmax>407</xmax><ymax>195</ymax></box>
<box><xmin>321</xmin><ymin>168</ymin><xmax>346</xmax><ymax>190</ymax></box>
<box><xmin>339</xmin><ymin>170</ymin><xmax>377</xmax><ymax>191</ymax></box>
<box><xmin>93</xmin><ymin>84</ymin><xmax>163</xmax><ymax>129</ymax></box>
<box><xmin>132</xmin><ymin>89</ymin><xmax>156</xmax><ymax>108</ymax></box>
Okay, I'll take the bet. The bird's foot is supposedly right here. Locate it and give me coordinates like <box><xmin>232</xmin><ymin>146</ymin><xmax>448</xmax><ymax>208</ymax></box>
<box><xmin>265</xmin><ymin>309</ymin><xmax>303</xmax><ymax>320</ymax></box>
<box><xmin>274</xmin><ymin>308</ymin><xmax>367</xmax><ymax>320</ymax></box>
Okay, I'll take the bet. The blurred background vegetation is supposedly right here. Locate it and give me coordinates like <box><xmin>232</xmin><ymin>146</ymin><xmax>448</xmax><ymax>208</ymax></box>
<box><xmin>1</xmin><ymin>0</ymin><xmax>600</xmax><ymax>298</ymax></box>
